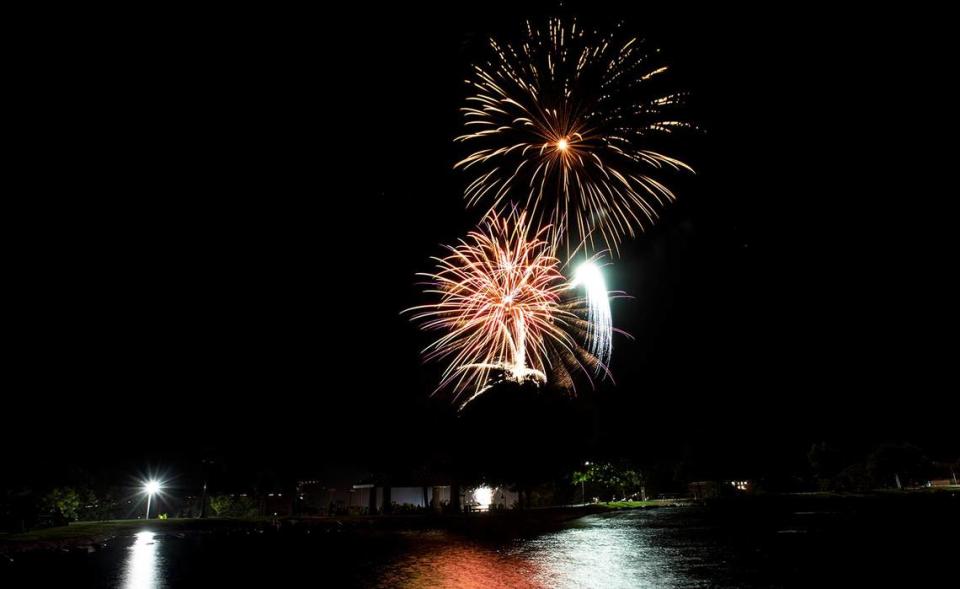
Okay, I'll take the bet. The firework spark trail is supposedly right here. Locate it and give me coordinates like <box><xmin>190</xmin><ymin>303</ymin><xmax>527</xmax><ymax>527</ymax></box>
<box><xmin>571</xmin><ymin>260</ymin><xmax>612</xmax><ymax>370</ymax></box>
<box><xmin>455</xmin><ymin>17</ymin><xmax>694</xmax><ymax>257</ymax></box>
<box><xmin>406</xmin><ymin>211</ymin><xmax>599</xmax><ymax>406</ymax></box>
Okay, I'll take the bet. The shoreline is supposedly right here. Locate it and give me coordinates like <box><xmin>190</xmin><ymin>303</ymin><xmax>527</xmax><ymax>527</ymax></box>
<box><xmin>4</xmin><ymin>490</ymin><xmax>956</xmax><ymax>556</ymax></box>
<box><xmin>0</xmin><ymin>502</ymin><xmax>674</xmax><ymax>555</ymax></box>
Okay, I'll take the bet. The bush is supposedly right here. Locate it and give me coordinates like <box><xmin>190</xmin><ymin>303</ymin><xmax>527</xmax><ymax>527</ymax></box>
<box><xmin>209</xmin><ymin>495</ymin><xmax>258</xmax><ymax>518</ymax></box>
<box><xmin>41</xmin><ymin>487</ymin><xmax>82</xmax><ymax>522</ymax></box>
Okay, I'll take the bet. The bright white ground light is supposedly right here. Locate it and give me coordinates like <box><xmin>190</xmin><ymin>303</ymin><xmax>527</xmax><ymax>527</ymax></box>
<box><xmin>473</xmin><ymin>486</ymin><xmax>494</xmax><ymax>511</ymax></box>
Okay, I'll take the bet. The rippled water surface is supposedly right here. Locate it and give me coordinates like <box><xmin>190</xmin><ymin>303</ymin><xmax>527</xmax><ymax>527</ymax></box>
<box><xmin>4</xmin><ymin>500</ymin><xmax>956</xmax><ymax>588</ymax></box>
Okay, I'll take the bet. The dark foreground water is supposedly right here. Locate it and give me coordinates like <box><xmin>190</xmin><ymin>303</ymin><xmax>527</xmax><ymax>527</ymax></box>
<box><xmin>3</xmin><ymin>496</ymin><xmax>958</xmax><ymax>587</ymax></box>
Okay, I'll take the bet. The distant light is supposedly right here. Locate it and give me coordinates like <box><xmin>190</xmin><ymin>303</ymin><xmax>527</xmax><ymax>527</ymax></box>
<box><xmin>556</xmin><ymin>137</ymin><xmax>570</xmax><ymax>151</ymax></box>
<box><xmin>142</xmin><ymin>479</ymin><xmax>162</xmax><ymax>521</ymax></box>
<box><xmin>473</xmin><ymin>486</ymin><xmax>494</xmax><ymax>510</ymax></box>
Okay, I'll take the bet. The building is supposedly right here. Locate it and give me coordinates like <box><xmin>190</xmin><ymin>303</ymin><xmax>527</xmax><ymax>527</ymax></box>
<box><xmin>688</xmin><ymin>479</ymin><xmax>754</xmax><ymax>500</ymax></box>
<box><xmin>295</xmin><ymin>479</ymin><xmax>518</xmax><ymax>514</ymax></box>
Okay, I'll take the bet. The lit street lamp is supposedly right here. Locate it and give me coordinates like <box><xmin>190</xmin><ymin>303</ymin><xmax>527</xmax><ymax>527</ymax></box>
<box><xmin>144</xmin><ymin>480</ymin><xmax>161</xmax><ymax>520</ymax></box>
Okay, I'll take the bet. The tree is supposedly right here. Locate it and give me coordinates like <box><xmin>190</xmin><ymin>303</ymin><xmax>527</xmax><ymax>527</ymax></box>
<box><xmin>572</xmin><ymin>461</ymin><xmax>645</xmax><ymax>501</ymax></box>
<box><xmin>41</xmin><ymin>487</ymin><xmax>82</xmax><ymax>521</ymax></box>
<box><xmin>808</xmin><ymin>442</ymin><xmax>844</xmax><ymax>480</ymax></box>
<box><xmin>209</xmin><ymin>495</ymin><xmax>257</xmax><ymax>518</ymax></box>
<box><xmin>866</xmin><ymin>443</ymin><xmax>931</xmax><ymax>488</ymax></box>
<box><xmin>808</xmin><ymin>441</ymin><xmax>849</xmax><ymax>491</ymax></box>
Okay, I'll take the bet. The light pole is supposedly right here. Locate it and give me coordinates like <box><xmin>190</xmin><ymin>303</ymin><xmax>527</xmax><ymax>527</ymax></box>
<box><xmin>582</xmin><ymin>462</ymin><xmax>591</xmax><ymax>505</ymax></box>
<box><xmin>144</xmin><ymin>480</ymin><xmax>161</xmax><ymax>520</ymax></box>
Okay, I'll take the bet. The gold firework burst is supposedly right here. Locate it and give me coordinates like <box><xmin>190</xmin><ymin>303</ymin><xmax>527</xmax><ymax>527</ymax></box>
<box><xmin>455</xmin><ymin>18</ymin><xmax>694</xmax><ymax>257</ymax></box>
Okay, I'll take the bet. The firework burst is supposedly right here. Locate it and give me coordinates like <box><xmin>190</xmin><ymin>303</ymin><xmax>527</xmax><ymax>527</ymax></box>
<box><xmin>571</xmin><ymin>259</ymin><xmax>613</xmax><ymax>370</ymax></box>
<box><xmin>407</xmin><ymin>210</ymin><xmax>602</xmax><ymax>407</ymax></box>
<box><xmin>455</xmin><ymin>18</ymin><xmax>694</xmax><ymax>256</ymax></box>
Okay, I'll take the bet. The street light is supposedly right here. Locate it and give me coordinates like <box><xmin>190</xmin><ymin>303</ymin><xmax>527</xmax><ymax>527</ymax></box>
<box><xmin>582</xmin><ymin>462</ymin><xmax>591</xmax><ymax>505</ymax></box>
<box><xmin>144</xmin><ymin>480</ymin><xmax>161</xmax><ymax>520</ymax></box>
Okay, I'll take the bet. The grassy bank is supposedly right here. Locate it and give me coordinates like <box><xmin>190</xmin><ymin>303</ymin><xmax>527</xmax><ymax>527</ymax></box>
<box><xmin>599</xmin><ymin>500</ymin><xmax>665</xmax><ymax>509</ymax></box>
<box><xmin>1</xmin><ymin>518</ymin><xmax>264</xmax><ymax>550</ymax></box>
<box><xmin>1</xmin><ymin>500</ymin><xmax>680</xmax><ymax>552</ymax></box>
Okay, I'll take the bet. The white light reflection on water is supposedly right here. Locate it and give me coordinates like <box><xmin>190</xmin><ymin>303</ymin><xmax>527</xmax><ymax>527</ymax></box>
<box><xmin>122</xmin><ymin>531</ymin><xmax>161</xmax><ymax>589</ymax></box>
<box><xmin>376</xmin><ymin>512</ymin><xmax>708</xmax><ymax>589</ymax></box>
<box><xmin>512</xmin><ymin>512</ymin><xmax>700</xmax><ymax>589</ymax></box>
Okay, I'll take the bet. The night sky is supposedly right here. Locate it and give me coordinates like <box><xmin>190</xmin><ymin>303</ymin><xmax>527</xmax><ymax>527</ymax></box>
<box><xmin>9</xmin><ymin>3</ymin><xmax>957</xmax><ymax>488</ymax></box>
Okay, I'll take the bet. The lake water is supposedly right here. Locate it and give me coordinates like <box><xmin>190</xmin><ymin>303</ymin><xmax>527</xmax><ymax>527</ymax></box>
<box><xmin>3</xmin><ymin>498</ymin><xmax>957</xmax><ymax>587</ymax></box>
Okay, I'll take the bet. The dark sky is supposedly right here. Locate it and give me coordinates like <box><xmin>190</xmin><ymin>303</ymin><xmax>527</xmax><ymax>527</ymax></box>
<box><xmin>9</xmin><ymin>3</ymin><xmax>957</xmax><ymax>486</ymax></box>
